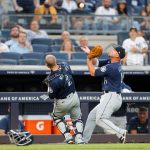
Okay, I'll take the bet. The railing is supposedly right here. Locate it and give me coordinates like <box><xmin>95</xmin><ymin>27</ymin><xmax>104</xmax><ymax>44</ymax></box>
<box><xmin>1</xmin><ymin>14</ymin><xmax>150</xmax><ymax>35</ymax></box>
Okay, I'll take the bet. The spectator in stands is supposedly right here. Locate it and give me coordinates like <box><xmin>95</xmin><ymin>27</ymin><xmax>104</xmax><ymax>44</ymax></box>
<box><xmin>5</xmin><ymin>26</ymin><xmax>20</xmax><ymax>47</ymax></box>
<box><xmin>62</xmin><ymin>0</ymin><xmax>77</xmax><ymax>13</ymax></box>
<box><xmin>55</xmin><ymin>0</ymin><xmax>68</xmax><ymax>15</ymax></box>
<box><xmin>139</xmin><ymin>9</ymin><xmax>150</xmax><ymax>30</ymax></box>
<box><xmin>10</xmin><ymin>32</ymin><xmax>33</xmax><ymax>54</ymax></box>
<box><xmin>122</xmin><ymin>27</ymin><xmax>148</xmax><ymax>66</ymax></box>
<box><xmin>126</xmin><ymin>0</ymin><xmax>146</xmax><ymax>15</ymax></box>
<box><xmin>71</xmin><ymin>0</ymin><xmax>91</xmax><ymax>31</ymax></box>
<box><xmin>94</xmin><ymin>0</ymin><xmax>119</xmax><ymax>31</ymax></box>
<box><xmin>0</xmin><ymin>0</ymin><xmax>9</xmax><ymax>28</ymax></box>
<box><xmin>0</xmin><ymin>107</ymin><xmax>24</xmax><ymax>136</ymax></box>
<box><xmin>12</xmin><ymin>0</ymin><xmax>38</xmax><ymax>13</ymax></box>
<box><xmin>60</xmin><ymin>31</ymin><xmax>74</xmax><ymax>53</ymax></box>
<box><xmin>0</xmin><ymin>41</ymin><xmax>9</xmax><ymax>53</ymax></box>
<box><xmin>117</xmin><ymin>0</ymin><xmax>128</xmax><ymax>16</ymax></box>
<box><xmin>128</xmin><ymin>106</ymin><xmax>148</xmax><ymax>134</ymax></box>
<box><xmin>34</xmin><ymin>0</ymin><xmax>58</xmax><ymax>24</ymax></box>
<box><xmin>145</xmin><ymin>2</ymin><xmax>150</xmax><ymax>16</ymax></box>
<box><xmin>79</xmin><ymin>36</ymin><xmax>90</xmax><ymax>52</ymax></box>
<box><xmin>19</xmin><ymin>20</ymin><xmax>49</xmax><ymax>42</ymax></box>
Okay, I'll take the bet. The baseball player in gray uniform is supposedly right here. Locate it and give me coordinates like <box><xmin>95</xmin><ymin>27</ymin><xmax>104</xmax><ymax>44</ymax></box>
<box><xmin>83</xmin><ymin>45</ymin><xmax>127</xmax><ymax>144</ymax></box>
<box><xmin>44</xmin><ymin>55</ymin><xmax>84</xmax><ymax>144</ymax></box>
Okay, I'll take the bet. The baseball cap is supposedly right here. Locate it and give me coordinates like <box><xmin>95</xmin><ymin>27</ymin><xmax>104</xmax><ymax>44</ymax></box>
<box><xmin>113</xmin><ymin>45</ymin><xmax>125</xmax><ymax>59</ymax></box>
<box><xmin>129</xmin><ymin>26</ymin><xmax>138</xmax><ymax>32</ymax></box>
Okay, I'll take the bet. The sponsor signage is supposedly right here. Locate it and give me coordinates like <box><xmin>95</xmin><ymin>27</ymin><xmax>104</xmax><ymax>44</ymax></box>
<box><xmin>0</xmin><ymin>92</ymin><xmax>150</xmax><ymax>102</ymax></box>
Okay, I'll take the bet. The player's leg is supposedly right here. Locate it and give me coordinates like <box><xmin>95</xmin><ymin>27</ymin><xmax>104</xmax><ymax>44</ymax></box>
<box><xmin>53</xmin><ymin>101</ymin><xmax>74</xmax><ymax>144</ymax></box>
<box><xmin>69</xmin><ymin>92</ymin><xmax>84</xmax><ymax>144</ymax></box>
<box><xmin>83</xmin><ymin>105</ymin><xmax>97</xmax><ymax>143</ymax></box>
<box><xmin>95</xmin><ymin>93</ymin><xmax>126</xmax><ymax>139</ymax></box>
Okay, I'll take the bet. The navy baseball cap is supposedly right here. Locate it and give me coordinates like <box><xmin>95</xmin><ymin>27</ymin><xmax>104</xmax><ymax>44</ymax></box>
<box><xmin>113</xmin><ymin>45</ymin><xmax>125</xmax><ymax>59</ymax></box>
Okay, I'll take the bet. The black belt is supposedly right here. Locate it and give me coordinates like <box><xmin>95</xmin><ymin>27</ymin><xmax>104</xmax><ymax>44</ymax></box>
<box><xmin>104</xmin><ymin>91</ymin><xmax>121</xmax><ymax>94</ymax></box>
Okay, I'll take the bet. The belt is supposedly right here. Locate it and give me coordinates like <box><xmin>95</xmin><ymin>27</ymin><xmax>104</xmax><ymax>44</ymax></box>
<box><xmin>58</xmin><ymin>91</ymin><xmax>75</xmax><ymax>100</ymax></box>
<box><xmin>104</xmin><ymin>91</ymin><xmax>121</xmax><ymax>94</ymax></box>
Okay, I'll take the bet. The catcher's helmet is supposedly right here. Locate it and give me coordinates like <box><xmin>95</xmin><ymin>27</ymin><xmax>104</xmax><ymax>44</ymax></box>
<box><xmin>7</xmin><ymin>130</ymin><xmax>33</xmax><ymax>146</ymax></box>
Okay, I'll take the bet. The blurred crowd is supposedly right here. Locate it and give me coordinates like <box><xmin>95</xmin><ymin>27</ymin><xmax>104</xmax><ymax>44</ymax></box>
<box><xmin>1</xmin><ymin>0</ymin><xmax>150</xmax><ymax>31</ymax></box>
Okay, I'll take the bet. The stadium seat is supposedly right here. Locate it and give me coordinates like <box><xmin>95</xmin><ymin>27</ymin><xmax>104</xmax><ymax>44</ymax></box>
<box><xmin>0</xmin><ymin>59</ymin><xmax>18</xmax><ymax>65</ymax></box>
<box><xmin>0</xmin><ymin>52</ymin><xmax>21</xmax><ymax>64</ymax></box>
<box><xmin>45</xmin><ymin>52</ymin><xmax>69</xmax><ymax>62</ymax></box>
<box><xmin>31</xmin><ymin>38</ymin><xmax>53</xmax><ymax>48</ymax></box>
<box><xmin>21</xmin><ymin>52</ymin><xmax>44</xmax><ymax>59</ymax></box>
<box><xmin>117</xmin><ymin>32</ymin><xmax>129</xmax><ymax>45</ymax></box>
<box><xmin>19</xmin><ymin>59</ymin><xmax>43</xmax><ymax>65</ymax></box>
<box><xmin>71</xmin><ymin>52</ymin><xmax>87</xmax><ymax>60</ymax></box>
<box><xmin>68</xmin><ymin>59</ymin><xmax>86</xmax><ymax>65</ymax></box>
<box><xmin>32</xmin><ymin>44</ymin><xmax>50</xmax><ymax>53</ymax></box>
<box><xmin>50</xmin><ymin>45</ymin><xmax>61</xmax><ymax>52</ymax></box>
<box><xmin>1</xmin><ymin>30</ymin><xmax>10</xmax><ymax>40</ymax></box>
<box><xmin>21</xmin><ymin>52</ymin><xmax>45</xmax><ymax>64</ymax></box>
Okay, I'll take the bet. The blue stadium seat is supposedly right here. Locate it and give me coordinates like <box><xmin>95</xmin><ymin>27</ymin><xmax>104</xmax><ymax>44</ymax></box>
<box><xmin>21</xmin><ymin>52</ymin><xmax>45</xmax><ymax>64</ymax></box>
<box><xmin>0</xmin><ymin>59</ymin><xmax>18</xmax><ymax>65</ymax></box>
<box><xmin>117</xmin><ymin>32</ymin><xmax>129</xmax><ymax>45</ymax></box>
<box><xmin>50</xmin><ymin>45</ymin><xmax>61</xmax><ymax>52</ymax></box>
<box><xmin>19</xmin><ymin>59</ymin><xmax>43</xmax><ymax>65</ymax></box>
<box><xmin>31</xmin><ymin>38</ymin><xmax>53</xmax><ymax>47</ymax></box>
<box><xmin>46</xmin><ymin>52</ymin><xmax>69</xmax><ymax>62</ymax></box>
<box><xmin>68</xmin><ymin>59</ymin><xmax>86</xmax><ymax>65</ymax></box>
<box><xmin>32</xmin><ymin>44</ymin><xmax>50</xmax><ymax>53</ymax></box>
<box><xmin>0</xmin><ymin>52</ymin><xmax>21</xmax><ymax>64</ymax></box>
<box><xmin>21</xmin><ymin>52</ymin><xmax>44</xmax><ymax>59</ymax></box>
<box><xmin>71</xmin><ymin>52</ymin><xmax>87</xmax><ymax>60</ymax></box>
<box><xmin>1</xmin><ymin>30</ymin><xmax>10</xmax><ymax>40</ymax></box>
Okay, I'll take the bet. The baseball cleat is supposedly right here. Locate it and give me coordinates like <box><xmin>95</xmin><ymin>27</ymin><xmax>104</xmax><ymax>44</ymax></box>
<box><xmin>66</xmin><ymin>139</ymin><xmax>74</xmax><ymax>144</ymax></box>
<box><xmin>119</xmin><ymin>130</ymin><xmax>127</xmax><ymax>144</ymax></box>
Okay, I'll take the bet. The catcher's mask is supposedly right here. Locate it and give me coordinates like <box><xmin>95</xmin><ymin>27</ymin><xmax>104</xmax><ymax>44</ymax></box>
<box><xmin>7</xmin><ymin>130</ymin><xmax>33</xmax><ymax>146</ymax></box>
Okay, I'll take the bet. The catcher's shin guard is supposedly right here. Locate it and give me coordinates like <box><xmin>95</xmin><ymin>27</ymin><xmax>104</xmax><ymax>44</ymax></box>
<box><xmin>72</xmin><ymin>119</ymin><xmax>85</xmax><ymax>144</ymax></box>
<box><xmin>53</xmin><ymin>115</ymin><xmax>73</xmax><ymax>142</ymax></box>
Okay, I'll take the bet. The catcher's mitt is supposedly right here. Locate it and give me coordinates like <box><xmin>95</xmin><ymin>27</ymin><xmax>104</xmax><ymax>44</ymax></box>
<box><xmin>88</xmin><ymin>45</ymin><xmax>103</xmax><ymax>59</ymax></box>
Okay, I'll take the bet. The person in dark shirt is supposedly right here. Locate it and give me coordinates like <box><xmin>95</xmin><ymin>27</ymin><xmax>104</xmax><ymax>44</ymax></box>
<box><xmin>128</xmin><ymin>106</ymin><xmax>148</xmax><ymax>134</ymax></box>
<box><xmin>44</xmin><ymin>55</ymin><xmax>84</xmax><ymax>144</ymax></box>
<box><xmin>0</xmin><ymin>115</ymin><xmax>24</xmax><ymax>135</ymax></box>
<box><xmin>82</xmin><ymin>45</ymin><xmax>127</xmax><ymax>144</ymax></box>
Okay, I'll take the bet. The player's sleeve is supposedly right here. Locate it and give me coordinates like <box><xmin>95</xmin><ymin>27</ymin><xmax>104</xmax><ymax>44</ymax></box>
<box><xmin>48</xmin><ymin>79</ymin><xmax>64</xmax><ymax>99</ymax></box>
<box><xmin>128</xmin><ymin>118</ymin><xmax>137</xmax><ymax>133</ymax></box>
<box><xmin>98</xmin><ymin>59</ymin><xmax>110</xmax><ymax>67</ymax></box>
<box><xmin>95</xmin><ymin>65</ymin><xmax>108</xmax><ymax>76</ymax></box>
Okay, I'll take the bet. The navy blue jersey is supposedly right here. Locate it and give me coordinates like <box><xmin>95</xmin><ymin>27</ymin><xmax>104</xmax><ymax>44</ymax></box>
<box><xmin>0</xmin><ymin>115</ymin><xmax>24</xmax><ymax>134</ymax></box>
<box><xmin>95</xmin><ymin>59</ymin><xmax>122</xmax><ymax>92</ymax></box>
<box><xmin>47</xmin><ymin>63</ymin><xmax>76</xmax><ymax>99</ymax></box>
<box><xmin>128</xmin><ymin>116</ymin><xmax>148</xmax><ymax>133</ymax></box>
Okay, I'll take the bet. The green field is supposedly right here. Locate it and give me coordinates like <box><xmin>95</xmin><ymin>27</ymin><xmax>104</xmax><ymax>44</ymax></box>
<box><xmin>0</xmin><ymin>144</ymin><xmax>150</xmax><ymax>150</ymax></box>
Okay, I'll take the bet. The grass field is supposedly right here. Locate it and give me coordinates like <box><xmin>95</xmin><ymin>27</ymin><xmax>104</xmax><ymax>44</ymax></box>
<box><xmin>0</xmin><ymin>144</ymin><xmax>150</xmax><ymax>150</ymax></box>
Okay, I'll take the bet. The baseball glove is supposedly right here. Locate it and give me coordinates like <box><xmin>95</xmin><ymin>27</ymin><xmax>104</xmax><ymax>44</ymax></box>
<box><xmin>88</xmin><ymin>45</ymin><xmax>103</xmax><ymax>59</ymax></box>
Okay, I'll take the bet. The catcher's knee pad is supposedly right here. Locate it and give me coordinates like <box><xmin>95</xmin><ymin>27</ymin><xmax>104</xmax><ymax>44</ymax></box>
<box><xmin>72</xmin><ymin>119</ymin><xmax>83</xmax><ymax>135</ymax></box>
<box><xmin>52</xmin><ymin>114</ymin><xmax>69</xmax><ymax>134</ymax></box>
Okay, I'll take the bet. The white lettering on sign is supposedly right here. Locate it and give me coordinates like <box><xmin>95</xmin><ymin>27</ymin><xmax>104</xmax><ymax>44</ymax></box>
<box><xmin>36</xmin><ymin>121</ymin><xmax>44</xmax><ymax>131</ymax></box>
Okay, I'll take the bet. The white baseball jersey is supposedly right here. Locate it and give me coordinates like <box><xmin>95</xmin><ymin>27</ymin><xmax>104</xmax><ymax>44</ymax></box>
<box><xmin>122</xmin><ymin>37</ymin><xmax>148</xmax><ymax>65</ymax></box>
